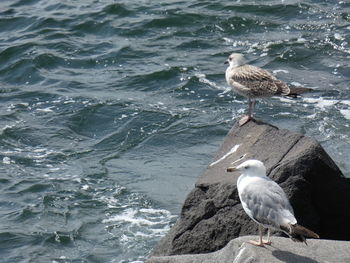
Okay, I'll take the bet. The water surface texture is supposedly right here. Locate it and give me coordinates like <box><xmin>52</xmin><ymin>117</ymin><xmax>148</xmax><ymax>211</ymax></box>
<box><xmin>0</xmin><ymin>0</ymin><xmax>349</xmax><ymax>262</ymax></box>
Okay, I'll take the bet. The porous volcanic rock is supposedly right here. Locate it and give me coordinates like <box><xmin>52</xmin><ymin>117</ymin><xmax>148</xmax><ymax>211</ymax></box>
<box><xmin>150</xmin><ymin>120</ymin><xmax>350</xmax><ymax>257</ymax></box>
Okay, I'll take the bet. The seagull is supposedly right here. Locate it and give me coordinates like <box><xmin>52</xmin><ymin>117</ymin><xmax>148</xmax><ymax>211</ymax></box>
<box><xmin>225</xmin><ymin>53</ymin><xmax>312</xmax><ymax>126</ymax></box>
<box><xmin>226</xmin><ymin>159</ymin><xmax>319</xmax><ymax>247</ymax></box>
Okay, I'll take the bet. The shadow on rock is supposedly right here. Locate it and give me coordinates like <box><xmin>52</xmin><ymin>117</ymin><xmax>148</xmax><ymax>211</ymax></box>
<box><xmin>272</xmin><ymin>250</ymin><xmax>318</xmax><ymax>263</ymax></box>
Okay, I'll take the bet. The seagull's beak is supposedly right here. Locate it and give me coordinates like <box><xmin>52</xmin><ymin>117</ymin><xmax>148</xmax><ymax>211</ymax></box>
<box><xmin>224</xmin><ymin>60</ymin><xmax>229</xmax><ymax>65</ymax></box>
<box><xmin>226</xmin><ymin>166</ymin><xmax>238</xmax><ymax>172</ymax></box>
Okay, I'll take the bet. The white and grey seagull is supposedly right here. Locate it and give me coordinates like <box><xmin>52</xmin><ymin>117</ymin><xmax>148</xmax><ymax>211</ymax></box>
<box><xmin>225</xmin><ymin>53</ymin><xmax>312</xmax><ymax>126</ymax></box>
<box><xmin>227</xmin><ymin>159</ymin><xmax>319</xmax><ymax>247</ymax></box>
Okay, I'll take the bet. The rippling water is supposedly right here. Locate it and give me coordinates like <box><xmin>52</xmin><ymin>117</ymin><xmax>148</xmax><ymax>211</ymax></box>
<box><xmin>0</xmin><ymin>0</ymin><xmax>349</xmax><ymax>262</ymax></box>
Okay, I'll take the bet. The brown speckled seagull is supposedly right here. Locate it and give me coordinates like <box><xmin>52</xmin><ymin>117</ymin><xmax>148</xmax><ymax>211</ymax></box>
<box><xmin>225</xmin><ymin>53</ymin><xmax>312</xmax><ymax>126</ymax></box>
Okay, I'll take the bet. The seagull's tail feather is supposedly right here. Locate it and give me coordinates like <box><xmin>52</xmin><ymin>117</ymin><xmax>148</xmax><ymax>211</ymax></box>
<box><xmin>287</xmin><ymin>86</ymin><xmax>313</xmax><ymax>98</ymax></box>
<box><xmin>288</xmin><ymin>223</ymin><xmax>320</xmax><ymax>245</ymax></box>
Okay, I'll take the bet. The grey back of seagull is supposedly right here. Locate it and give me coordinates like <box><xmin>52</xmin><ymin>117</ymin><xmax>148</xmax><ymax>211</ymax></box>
<box><xmin>239</xmin><ymin>176</ymin><xmax>297</xmax><ymax>230</ymax></box>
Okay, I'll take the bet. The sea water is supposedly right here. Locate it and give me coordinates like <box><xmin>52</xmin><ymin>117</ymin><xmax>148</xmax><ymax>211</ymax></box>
<box><xmin>0</xmin><ymin>0</ymin><xmax>349</xmax><ymax>262</ymax></box>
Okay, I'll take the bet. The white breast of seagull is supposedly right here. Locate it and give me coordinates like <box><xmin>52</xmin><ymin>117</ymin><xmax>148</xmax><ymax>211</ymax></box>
<box><xmin>225</xmin><ymin>65</ymin><xmax>251</xmax><ymax>96</ymax></box>
<box><xmin>237</xmin><ymin>172</ymin><xmax>297</xmax><ymax>229</ymax></box>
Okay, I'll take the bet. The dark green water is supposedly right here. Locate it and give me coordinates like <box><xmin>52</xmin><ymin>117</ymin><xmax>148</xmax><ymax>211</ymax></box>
<box><xmin>0</xmin><ymin>0</ymin><xmax>349</xmax><ymax>262</ymax></box>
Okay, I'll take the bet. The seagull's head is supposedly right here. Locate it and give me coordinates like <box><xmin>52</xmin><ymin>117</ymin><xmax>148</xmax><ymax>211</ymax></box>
<box><xmin>226</xmin><ymin>159</ymin><xmax>266</xmax><ymax>177</ymax></box>
<box><xmin>224</xmin><ymin>53</ymin><xmax>246</xmax><ymax>68</ymax></box>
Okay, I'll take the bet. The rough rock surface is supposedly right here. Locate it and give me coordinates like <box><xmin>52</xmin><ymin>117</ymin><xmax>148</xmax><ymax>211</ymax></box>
<box><xmin>147</xmin><ymin>236</ymin><xmax>350</xmax><ymax>263</ymax></box>
<box><xmin>151</xmin><ymin>120</ymin><xmax>350</xmax><ymax>257</ymax></box>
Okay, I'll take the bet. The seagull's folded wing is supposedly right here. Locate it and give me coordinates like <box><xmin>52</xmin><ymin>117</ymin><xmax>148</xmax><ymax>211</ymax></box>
<box><xmin>230</xmin><ymin>65</ymin><xmax>290</xmax><ymax>97</ymax></box>
<box><xmin>240</xmin><ymin>177</ymin><xmax>296</xmax><ymax>228</ymax></box>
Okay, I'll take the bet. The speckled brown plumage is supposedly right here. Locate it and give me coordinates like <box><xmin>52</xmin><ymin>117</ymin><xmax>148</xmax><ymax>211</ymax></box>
<box><xmin>227</xmin><ymin>64</ymin><xmax>290</xmax><ymax>98</ymax></box>
<box><xmin>224</xmin><ymin>53</ymin><xmax>312</xmax><ymax>126</ymax></box>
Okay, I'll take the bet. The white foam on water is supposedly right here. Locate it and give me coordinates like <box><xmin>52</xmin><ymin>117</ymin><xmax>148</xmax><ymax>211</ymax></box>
<box><xmin>305</xmin><ymin>113</ymin><xmax>317</xmax><ymax>119</ymax></box>
<box><xmin>195</xmin><ymin>73</ymin><xmax>227</xmax><ymax>91</ymax></box>
<box><xmin>103</xmin><ymin>208</ymin><xmax>155</xmax><ymax>225</ymax></box>
<box><xmin>303</xmin><ymin>97</ymin><xmax>338</xmax><ymax>110</ymax></box>
<box><xmin>218</xmin><ymin>87</ymin><xmax>232</xmax><ymax>96</ymax></box>
<box><xmin>63</xmin><ymin>99</ymin><xmax>76</xmax><ymax>104</ymax></box>
<box><xmin>277</xmin><ymin>112</ymin><xmax>293</xmax><ymax>116</ymax></box>
<box><xmin>0</xmin><ymin>124</ymin><xmax>17</xmax><ymax>135</ymax></box>
<box><xmin>215</xmin><ymin>24</ymin><xmax>224</xmax><ymax>32</ymax></box>
<box><xmin>103</xmin><ymin>208</ymin><xmax>174</xmax><ymax>226</ymax></box>
<box><xmin>103</xmin><ymin>205</ymin><xmax>176</xmax><ymax>247</ymax></box>
<box><xmin>81</xmin><ymin>185</ymin><xmax>90</xmax><ymax>191</ymax></box>
<box><xmin>334</xmin><ymin>33</ymin><xmax>344</xmax><ymax>40</ymax></box>
<box><xmin>139</xmin><ymin>208</ymin><xmax>172</xmax><ymax>216</ymax></box>
<box><xmin>36</xmin><ymin>107</ymin><xmax>54</xmax><ymax>112</ymax></box>
<box><xmin>0</xmin><ymin>144</ymin><xmax>67</xmax><ymax>169</ymax></box>
<box><xmin>278</xmin><ymin>97</ymin><xmax>296</xmax><ymax>103</ymax></box>
<box><xmin>340</xmin><ymin>109</ymin><xmax>350</xmax><ymax>120</ymax></box>
<box><xmin>119</xmin><ymin>114</ymin><xmax>128</xmax><ymax>120</ymax></box>
<box><xmin>223</xmin><ymin>37</ymin><xmax>233</xmax><ymax>43</ymax></box>
<box><xmin>290</xmin><ymin>81</ymin><xmax>303</xmax><ymax>87</ymax></box>
<box><xmin>3</xmin><ymin>156</ymin><xmax>12</xmax><ymax>164</ymax></box>
<box><xmin>341</xmin><ymin>100</ymin><xmax>350</xmax><ymax>106</ymax></box>
<box><xmin>272</xmin><ymin>69</ymin><xmax>289</xmax><ymax>74</ymax></box>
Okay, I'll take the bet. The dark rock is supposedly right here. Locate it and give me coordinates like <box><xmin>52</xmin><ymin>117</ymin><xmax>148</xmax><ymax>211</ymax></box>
<box><xmin>151</xmin><ymin>120</ymin><xmax>350</xmax><ymax>257</ymax></box>
<box><xmin>147</xmin><ymin>236</ymin><xmax>350</xmax><ymax>263</ymax></box>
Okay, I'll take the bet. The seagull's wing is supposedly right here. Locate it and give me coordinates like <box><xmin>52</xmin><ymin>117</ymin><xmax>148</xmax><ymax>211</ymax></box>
<box><xmin>239</xmin><ymin>177</ymin><xmax>296</xmax><ymax>229</ymax></box>
<box><xmin>229</xmin><ymin>65</ymin><xmax>290</xmax><ymax>97</ymax></box>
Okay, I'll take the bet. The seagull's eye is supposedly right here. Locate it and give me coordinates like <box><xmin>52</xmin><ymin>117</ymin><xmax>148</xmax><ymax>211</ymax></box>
<box><xmin>244</xmin><ymin>166</ymin><xmax>248</xmax><ymax>169</ymax></box>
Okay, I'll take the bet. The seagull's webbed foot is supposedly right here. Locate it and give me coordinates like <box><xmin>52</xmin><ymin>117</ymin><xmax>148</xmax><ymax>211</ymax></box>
<box><xmin>262</xmin><ymin>239</ymin><xmax>272</xmax><ymax>245</ymax></box>
<box><xmin>239</xmin><ymin>115</ymin><xmax>253</xmax><ymax>126</ymax></box>
<box><xmin>245</xmin><ymin>239</ymin><xmax>271</xmax><ymax>247</ymax></box>
<box><xmin>245</xmin><ymin>240</ymin><xmax>265</xmax><ymax>247</ymax></box>
<box><xmin>245</xmin><ymin>227</ymin><xmax>272</xmax><ymax>247</ymax></box>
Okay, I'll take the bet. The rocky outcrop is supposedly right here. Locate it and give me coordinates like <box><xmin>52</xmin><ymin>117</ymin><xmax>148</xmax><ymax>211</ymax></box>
<box><xmin>148</xmin><ymin>236</ymin><xmax>350</xmax><ymax>263</ymax></box>
<box><xmin>150</xmin><ymin>120</ymin><xmax>350</xmax><ymax>257</ymax></box>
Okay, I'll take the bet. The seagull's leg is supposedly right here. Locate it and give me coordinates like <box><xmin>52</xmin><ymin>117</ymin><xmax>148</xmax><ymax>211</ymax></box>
<box><xmin>239</xmin><ymin>98</ymin><xmax>253</xmax><ymax>126</ymax></box>
<box><xmin>248</xmin><ymin>98</ymin><xmax>252</xmax><ymax>117</ymax></box>
<box><xmin>251</xmin><ymin>99</ymin><xmax>256</xmax><ymax>117</ymax></box>
<box><xmin>263</xmin><ymin>229</ymin><xmax>272</xmax><ymax>245</ymax></box>
<box><xmin>246</xmin><ymin>224</ymin><xmax>265</xmax><ymax>247</ymax></box>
